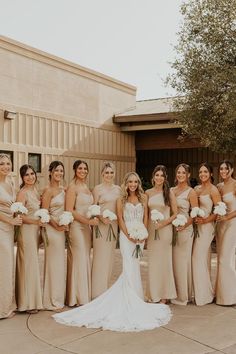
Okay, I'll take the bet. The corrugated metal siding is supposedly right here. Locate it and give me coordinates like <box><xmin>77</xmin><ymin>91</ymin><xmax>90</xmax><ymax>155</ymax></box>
<box><xmin>0</xmin><ymin>112</ymin><xmax>135</xmax><ymax>189</ymax></box>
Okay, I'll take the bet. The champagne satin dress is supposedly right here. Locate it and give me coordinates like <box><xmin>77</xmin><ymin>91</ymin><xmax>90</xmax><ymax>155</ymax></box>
<box><xmin>216</xmin><ymin>191</ymin><xmax>236</xmax><ymax>305</ymax></box>
<box><xmin>15</xmin><ymin>189</ymin><xmax>43</xmax><ymax>311</ymax></box>
<box><xmin>0</xmin><ymin>184</ymin><xmax>16</xmax><ymax>318</ymax></box>
<box><xmin>146</xmin><ymin>192</ymin><xmax>176</xmax><ymax>302</ymax></box>
<box><xmin>43</xmin><ymin>190</ymin><xmax>66</xmax><ymax>310</ymax></box>
<box><xmin>66</xmin><ymin>192</ymin><xmax>93</xmax><ymax>306</ymax></box>
<box><xmin>92</xmin><ymin>184</ymin><xmax>121</xmax><ymax>299</ymax></box>
<box><xmin>171</xmin><ymin>188</ymin><xmax>193</xmax><ymax>305</ymax></box>
<box><xmin>192</xmin><ymin>194</ymin><xmax>214</xmax><ymax>305</ymax></box>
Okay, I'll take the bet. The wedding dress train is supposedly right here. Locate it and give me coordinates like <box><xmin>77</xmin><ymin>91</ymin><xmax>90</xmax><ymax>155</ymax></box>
<box><xmin>53</xmin><ymin>203</ymin><xmax>171</xmax><ymax>332</ymax></box>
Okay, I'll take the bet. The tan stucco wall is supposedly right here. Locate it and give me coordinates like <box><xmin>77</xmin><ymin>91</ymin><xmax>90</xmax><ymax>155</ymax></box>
<box><xmin>0</xmin><ymin>36</ymin><xmax>136</xmax><ymax>189</ymax></box>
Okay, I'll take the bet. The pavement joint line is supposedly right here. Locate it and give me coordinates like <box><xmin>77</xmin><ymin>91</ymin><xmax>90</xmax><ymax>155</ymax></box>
<box><xmin>162</xmin><ymin>326</ymin><xmax>227</xmax><ymax>353</ymax></box>
<box><xmin>26</xmin><ymin>315</ymin><xmax>77</xmax><ymax>354</ymax></box>
<box><xmin>26</xmin><ymin>314</ymin><xmax>104</xmax><ymax>353</ymax></box>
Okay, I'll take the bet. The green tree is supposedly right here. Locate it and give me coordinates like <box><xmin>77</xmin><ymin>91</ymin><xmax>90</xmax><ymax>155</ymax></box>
<box><xmin>168</xmin><ymin>0</ymin><xmax>236</xmax><ymax>153</ymax></box>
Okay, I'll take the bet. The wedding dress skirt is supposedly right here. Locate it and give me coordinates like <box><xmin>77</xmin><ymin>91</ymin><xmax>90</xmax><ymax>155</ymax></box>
<box><xmin>53</xmin><ymin>203</ymin><xmax>171</xmax><ymax>332</ymax></box>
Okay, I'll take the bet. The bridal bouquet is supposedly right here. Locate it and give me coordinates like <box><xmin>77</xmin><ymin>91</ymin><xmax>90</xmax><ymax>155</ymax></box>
<box><xmin>34</xmin><ymin>208</ymin><xmax>50</xmax><ymax>246</ymax></box>
<box><xmin>102</xmin><ymin>209</ymin><xmax>117</xmax><ymax>241</ymax></box>
<box><xmin>150</xmin><ymin>209</ymin><xmax>164</xmax><ymax>240</ymax></box>
<box><xmin>172</xmin><ymin>214</ymin><xmax>188</xmax><ymax>246</ymax></box>
<box><xmin>58</xmin><ymin>211</ymin><xmax>74</xmax><ymax>245</ymax></box>
<box><xmin>213</xmin><ymin>201</ymin><xmax>227</xmax><ymax>235</ymax></box>
<box><xmin>10</xmin><ymin>202</ymin><xmax>28</xmax><ymax>241</ymax></box>
<box><xmin>127</xmin><ymin>221</ymin><xmax>148</xmax><ymax>258</ymax></box>
<box><xmin>87</xmin><ymin>204</ymin><xmax>102</xmax><ymax>238</ymax></box>
<box><xmin>190</xmin><ymin>207</ymin><xmax>206</xmax><ymax>238</ymax></box>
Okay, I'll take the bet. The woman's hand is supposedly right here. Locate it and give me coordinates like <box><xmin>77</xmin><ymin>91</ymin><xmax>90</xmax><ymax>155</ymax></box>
<box><xmin>88</xmin><ymin>217</ymin><xmax>99</xmax><ymax>226</ymax></box>
<box><xmin>11</xmin><ymin>215</ymin><xmax>22</xmax><ymax>226</ymax></box>
<box><xmin>216</xmin><ymin>215</ymin><xmax>228</xmax><ymax>222</ymax></box>
<box><xmin>100</xmin><ymin>216</ymin><xmax>111</xmax><ymax>225</ymax></box>
<box><xmin>154</xmin><ymin>221</ymin><xmax>165</xmax><ymax>230</ymax></box>
<box><xmin>194</xmin><ymin>217</ymin><xmax>206</xmax><ymax>225</ymax></box>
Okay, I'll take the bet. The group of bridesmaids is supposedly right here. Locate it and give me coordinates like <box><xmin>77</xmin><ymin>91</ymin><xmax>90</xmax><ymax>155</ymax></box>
<box><xmin>0</xmin><ymin>152</ymin><xmax>236</xmax><ymax>320</ymax></box>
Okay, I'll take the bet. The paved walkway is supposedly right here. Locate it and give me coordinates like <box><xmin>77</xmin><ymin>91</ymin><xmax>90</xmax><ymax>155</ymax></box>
<box><xmin>1</xmin><ymin>250</ymin><xmax>236</xmax><ymax>354</ymax></box>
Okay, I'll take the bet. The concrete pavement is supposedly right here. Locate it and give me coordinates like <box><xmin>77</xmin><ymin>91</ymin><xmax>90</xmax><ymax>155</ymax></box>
<box><xmin>0</xmin><ymin>250</ymin><xmax>236</xmax><ymax>354</ymax></box>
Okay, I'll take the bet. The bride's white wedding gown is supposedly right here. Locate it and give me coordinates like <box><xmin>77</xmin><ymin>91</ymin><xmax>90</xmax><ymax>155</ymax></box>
<box><xmin>53</xmin><ymin>202</ymin><xmax>172</xmax><ymax>332</ymax></box>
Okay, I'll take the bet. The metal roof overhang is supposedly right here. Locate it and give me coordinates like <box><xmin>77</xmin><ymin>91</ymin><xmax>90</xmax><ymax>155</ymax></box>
<box><xmin>113</xmin><ymin>112</ymin><xmax>180</xmax><ymax>131</ymax></box>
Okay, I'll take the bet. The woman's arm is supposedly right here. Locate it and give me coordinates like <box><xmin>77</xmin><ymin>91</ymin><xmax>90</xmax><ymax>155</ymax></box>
<box><xmin>66</xmin><ymin>185</ymin><xmax>98</xmax><ymax>226</ymax></box>
<box><xmin>16</xmin><ymin>190</ymin><xmax>40</xmax><ymax>225</ymax></box>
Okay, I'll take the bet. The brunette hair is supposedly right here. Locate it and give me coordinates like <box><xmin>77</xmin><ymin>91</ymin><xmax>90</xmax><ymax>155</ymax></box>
<box><xmin>121</xmin><ymin>172</ymin><xmax>145</xmax><ymax>205</ymax></box>
<box><xmin>73</xmin><ymin>160</ymin><xmax>89</xmax><ymax>180</ymax></box>
<box><xmin>199</xmin><ymin>162</ymin><xmax>214</xmax><ymax>183</ymax></box>
<box><xmin>219</xmin><ymin>160</ymin><xmax>234</xmax><ymax>177</ymax></box>
<box><xmin>48</xmin><ymin>160</ymin><xmax>65</xmax><ymax>180</ymax></box>
<box><xmin>151</xmin><ymin>165</ymin><xmax>170</xmax><ymax>206</ymax></box>
<box><xmin>175</xmin><ymin>163</ymin><xmax>191</xmax><ymax>186</ymax></box>
<box><xmin>19</xmin><ymin>164</ymin><xmax>37</xmax><ymax>189</ymax></box>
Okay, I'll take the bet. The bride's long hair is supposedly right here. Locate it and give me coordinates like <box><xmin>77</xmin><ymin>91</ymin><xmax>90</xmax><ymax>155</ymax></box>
<box><xmin>121</xmin><ymin>172</ymin><xmax>145</xmax><ymax>205</ymax></box>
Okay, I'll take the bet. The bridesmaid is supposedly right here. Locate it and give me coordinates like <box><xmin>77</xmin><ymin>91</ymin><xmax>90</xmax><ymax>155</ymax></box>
<box><xmin>15</xmin><ymin>164</ymin><xmax>43</xmax><ymax>313</ymax></box>
<box><xmin>0</xmin><ymin>154</ymin><xmax>21</xmax><ymax>319</ymax></box>
<box><xmin>171</xmin><ymin>163</ymin><xmax>198</xmax><ymax>305</ymax></box>
<box><xmin>66</xmin><ymin>160</ymin><xmax>98</xmax><ymax>306</ymax></box>
<box><xmin>41</xmin><ymin>161</ymin><xmax>66</xmax><ymax>311</ymax></box>
<box><xmin>146</xmin><ymin>165</ymin><xmax>177</xmax><ymax>304</ymax></box>
<box><xmin>192</xmin><ymin>163</ymin><xmax>221</xmax><ymax>305</ymax></box>
<box><xmin>216</xmin><ymin>160</ymin><xmax>236</xmax><ymax>305</ymax></box>
<box><xmin>91</xmin><ymin>162</ymin><xmax>121</xmax><ymax>299</ymax></box>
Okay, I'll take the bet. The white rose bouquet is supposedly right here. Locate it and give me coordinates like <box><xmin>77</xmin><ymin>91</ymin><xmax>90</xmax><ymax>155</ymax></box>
<box><xmin>102</xmin><ymin>209</ymin><xmax>117</xmax><ymax>241</ymax></box>
<box><xmin>58</xmin><ymin>211</ymin><xmax>74</xmax><ymax>245</ymax></box>
<box><xmin>213</xmin><ymin>202</ymin><xmax>227</xmax><ymax>216</ymax></box>
<box><xmin>10</xmin><ymin>202</ymin><xmax>28</xmax><ymax>241</ymax></box>
<box><xmin>87</xmin><ymin>204</ymin><xmax>102</xmax><ymax>238</ymax></box>
<box><xmin>127</xmin><ymin>221</ymin><xmax>148</xmax><ymax>258</ymax></box>
<box><xmin>150</xmin><ymin>209</ymin><xmax>164</xmax><ymax>240</ymax></box>
<box><xmin>190</xmin><ymin>207</ymin><xmax>206</xmax><ymax>238</ymax></box>
<box><xmin>213</xmin><ymin>201</ymin><xmax>227</xmax><ymax>235</ymax></box>
<box><xmin>172</xmin><ymin>214</ymin><xmax>188</xmax><ymax>246</ymax></box>
<box><xmin>34</xmin><ymin>208</ymin><xmax>50</xmax><ymax>246</ymax></box>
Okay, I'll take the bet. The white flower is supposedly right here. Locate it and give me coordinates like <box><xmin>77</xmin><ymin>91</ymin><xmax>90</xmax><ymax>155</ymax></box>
<box><xmin>87</xmin><ymin>204</ymin><xmax>101</xmax><ymax>218</ymax></box>
<box><xmin>151</xmin><ymin>209</ymin><xmax>164</xmax><ymax>222</ymax></box>
<box><xmin>127</xmin><ymin>221</ymin><xmax>148</xmax><ymax>241</ymax></box>
<box><xmin>34</xmin><ymin>208</ymin><xmax>50</xmax><ymax>223</ymax></box>
<box><xmin>213</xmin><ymin>202</ymin><xmax>227</xmax><ymax>216</ymax></box>
<box><xmin>58</xmin><ymin>211</ymin><xmax>74</xmax><ymax>226</ymax></box>
<box><xmin>172</xmin><ymin>214</ymin><xmax>188</xmax><ymax>227</ymax></box>
<box><xmin>190</xmin><ymin>207</ymin><xmax>206</xmax><ymax>218</ymax></box>
<box><xmin>10</xmin><ymin>202</ymin><xmax>28</xmax><ymax>215</ymax></box>
<box><xmin>102</xmin><ymin>209</ymin><xmax>117</xmax><ymax>221</ymax></box>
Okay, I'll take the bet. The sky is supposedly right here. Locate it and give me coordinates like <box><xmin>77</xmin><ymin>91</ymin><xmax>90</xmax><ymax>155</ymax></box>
<box><xmin>0</xmin><ymin>0</ymin><xmax>183</xmax><ymax>100</ymax></box>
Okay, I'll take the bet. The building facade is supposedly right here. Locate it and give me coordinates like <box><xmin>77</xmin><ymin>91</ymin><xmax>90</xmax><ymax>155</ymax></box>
<box><xmin>0</xmin><ymin>35</ymin><xmax>136</xmax><ymax>189</ymax></box>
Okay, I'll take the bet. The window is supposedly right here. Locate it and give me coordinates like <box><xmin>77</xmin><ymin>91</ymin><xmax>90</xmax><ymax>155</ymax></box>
<box><xmin>0</xmin><ymin>150</ymin><xmax>13</xmax><ymax>171</ymax></box>
<box><xmin>28</xmin><ymin>153</ymin><xmax>41</xmax><ymax>173</ymax></box>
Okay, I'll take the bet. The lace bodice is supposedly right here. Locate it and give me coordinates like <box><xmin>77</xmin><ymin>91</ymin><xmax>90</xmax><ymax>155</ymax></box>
<box><xmin>124</xmin><ymin>203</ymin><xmax>144</xmax><ymax>224</ymax></box>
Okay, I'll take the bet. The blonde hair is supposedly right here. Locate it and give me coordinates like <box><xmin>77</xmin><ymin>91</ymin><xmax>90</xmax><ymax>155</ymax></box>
<box><xmin>101</xmin><ymin>161</ymin><xmax>115</xmax><ymax>175</ymax></box>
<box><xmin>121</xmin><ymin>172</ymin><xmax>145</xmax><ymax>205</ymax></box>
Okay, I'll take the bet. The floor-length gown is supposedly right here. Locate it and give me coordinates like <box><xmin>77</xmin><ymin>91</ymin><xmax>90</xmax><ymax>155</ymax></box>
<box><xmin>43</xmin><ymin>190</ymin><xmax>66</xmax><ymax>310</ymax></box>
<box><xmin>66</xmin><ymin>192</ymin><xmax>93</xmax><ymax>306</ymax></box>
<box><xmin>92</xmin><ymin>184</ymin><xmax>121</xmax><ymax>299</ymax></box>
<box><xmin>171</xmin><ymin>188</ymin><xmax>193</xmax><ymax>305</ymax></box>
<box><xmin>216</xmin><ymin>191</ymin><xmax>236</xmax><ymax>305</ymax></box>
<box><xmin>15</xmin><ymin>189</ymin><xmax>43</xmax><ymax>311</ymax></box>
<box><xmin>192</xmin><ymin>194</ymin><xmax>214</xmax><ymax>305</ymax></box>
<box><xmin>146</xmin><ymin>193</ymin><xmax>176</xmax><ymax>302</ymax></box>
<box><xmin>53</xmin><ymin>202</ymin><xmax>171</xmax><ymax>332</ymax></box>
<box><xmin>0</xmin><ymin>184</ymin><xmax>16</xmax><ymax>318</ymax></box>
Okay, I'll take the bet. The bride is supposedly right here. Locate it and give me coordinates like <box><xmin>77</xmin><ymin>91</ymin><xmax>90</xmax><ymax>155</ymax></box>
<box><xmin>53</xmin><ymin>172</ymin><xmax>171</xmax><ymax>332</ymax></box>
